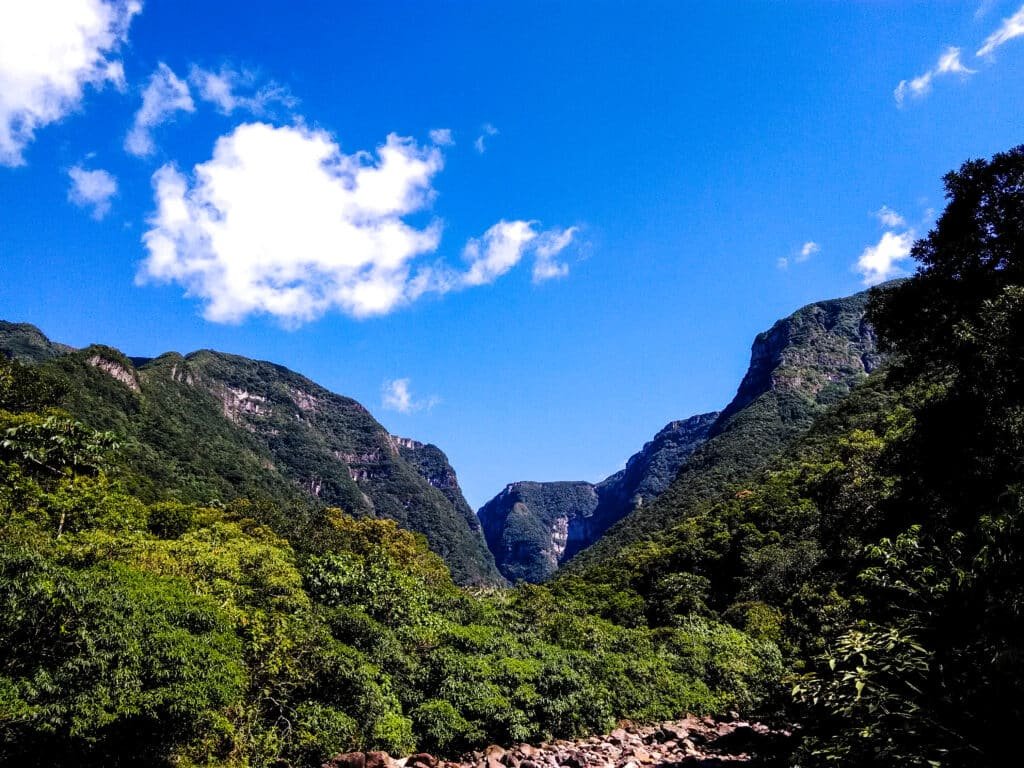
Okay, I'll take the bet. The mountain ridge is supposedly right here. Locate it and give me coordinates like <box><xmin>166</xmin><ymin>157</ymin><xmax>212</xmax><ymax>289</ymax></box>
<box><xmin>0</xmin><ymin>320</ymin><xmax>501</xmax><ymax>585</ymax></box>
<box><xmin>479</xmin><ymin>288</ymin><xmax>881</xmax><ymax>583</ymax></box>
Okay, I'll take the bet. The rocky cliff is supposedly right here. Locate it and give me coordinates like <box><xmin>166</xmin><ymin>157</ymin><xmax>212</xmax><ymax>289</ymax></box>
<box><xmin>478</xmin><ymin>412</ymin><xmax>717</xmax><ymax>583</ymax></box>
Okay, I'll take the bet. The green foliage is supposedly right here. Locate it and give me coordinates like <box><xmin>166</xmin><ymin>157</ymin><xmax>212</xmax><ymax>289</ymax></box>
<box><xmin>0</xmin><ymin>547</ymin><xmax>246</xmax><ymax>766</ymax></box>
<box><xmin>0</xmin><ymin>360</ymin><xmax>786</xmax><ymax>766</ymax></box>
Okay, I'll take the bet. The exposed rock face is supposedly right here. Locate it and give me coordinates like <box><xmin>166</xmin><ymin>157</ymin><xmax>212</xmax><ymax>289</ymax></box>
<box><xmin>86</xmin><ymin>353</ymin><xmax>141</xmax><ymax>393</ymax></box>
<box><xmin>478</xmin><ymin>412</ymin><xmax>716</xmax><ymax>583</ymax></box>
<box><xmin>395</xmin><ymin>437</ymin><xmax>488</xmax><ymax>539</ymax></box>
<box><xmin>479</xmin><ymin>481</ymin><xmax>600</xmax><ymax>583</ymax></box>
<box><xmin>720</xmin><ymin>294</ymin><xmax>880</xmax><ymax>423</ymax></box>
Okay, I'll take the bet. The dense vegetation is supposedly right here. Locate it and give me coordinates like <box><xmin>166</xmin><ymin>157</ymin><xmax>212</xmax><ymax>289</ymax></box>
<box><xmin>563</xmin><ymin>146</ymin><xmax>1024</xmax><ymax>766</ymax></box>
<box><xmin>0</xmin><ymin>355</ymin><xmax>782</xmax><ymax>767</ymax></box>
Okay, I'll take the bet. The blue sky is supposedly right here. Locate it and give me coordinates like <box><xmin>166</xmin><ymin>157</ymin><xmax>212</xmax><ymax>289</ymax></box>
<box><xmin>2</xmin><ymin>1</ymin><xmax>1024</xmax><ymax>508</ymax></box>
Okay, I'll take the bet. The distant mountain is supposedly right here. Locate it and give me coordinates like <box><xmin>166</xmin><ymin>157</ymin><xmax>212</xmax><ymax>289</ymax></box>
<box><xmin>0</xmin><ymin>321</ymin><xmax>501</xmax><ymax>585</ymax></box>
<box><xmin>479</xmin><ymin>412</ymin><xmax>718</xmax><ymax>583</ymax></box>
<box><xmin>565</xmin><ymin>288</ymin><xmax>881</xmax><ymax>574</ymax></box>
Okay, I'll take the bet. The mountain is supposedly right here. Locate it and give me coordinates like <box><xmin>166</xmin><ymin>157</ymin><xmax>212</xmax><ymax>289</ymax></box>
<box><xmin>478</xmin><ymin>413</ymin><xmax>717</xmax><ymax>582</ymax></box>
<box><xmin>564</xmin><ymin>288</ymin><xmax>880</xmax><ymax>574</ymax></box>
<box><xmin>0</xmin><ymin>321</ymin><xmax>501</xmax><ymax>585</ymax></box>
<box><xmin>479</xmin><ymin>289</ymin><xmax>880</xmax><ymax>585</ymax></box>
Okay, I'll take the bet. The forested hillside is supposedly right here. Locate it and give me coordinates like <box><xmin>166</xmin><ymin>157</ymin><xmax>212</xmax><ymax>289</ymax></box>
<box><xmin>0</xmin><ymin>330</ymin><xmax>499</xmax><ymax>585</ymax></box>
<box><xmin>0</xmin><ymin>354</ymin><xmax>781</xmax><ymax>767</ymax></box>
<box><xmin>557</xmin><ymin>146</ymin><xmax>1024</xmax><ymax>766</ymax></box>
<box><xmin>564</xmin><ymin>289</ymin><xmax>880</xmax><ymax>574</ymax></box>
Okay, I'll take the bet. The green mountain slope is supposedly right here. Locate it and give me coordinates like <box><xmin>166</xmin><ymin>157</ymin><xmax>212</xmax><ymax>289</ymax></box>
<box><xmin>565</xmin><ymin>288</ymin><xmax>880</xmax><ymax>574</ymax></box>
<box><xmin>0</xmin><ymin>324</ymin><xmax>501</xmax><ymax>584</ymax></box>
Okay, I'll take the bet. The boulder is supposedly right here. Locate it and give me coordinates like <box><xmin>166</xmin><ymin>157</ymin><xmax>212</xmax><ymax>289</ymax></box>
<box><xmin>324</xmin><ymin>753</ymin><xmax>366</xmax><ymax>768</ymax></box>
<box><xmin>406</xmin><ymin>754</ymin><xmax>438</xmax><ymax>768</ymax></box>
<box><xmin>366</xmin><ymin>752</ymin><xmax>398</xmax><ymax>768</ymax></box>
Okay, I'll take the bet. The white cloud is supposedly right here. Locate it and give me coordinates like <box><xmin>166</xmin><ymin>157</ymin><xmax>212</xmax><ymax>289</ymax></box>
<box><xmin>462</xmin><ymin>220</ymin><xmax>537</xmax><ymax>286</ymax></box>
<box><xmin>462</xmin><ymin>220</ymin><xmax>577</xmax><ymax>286</ymax></box>
<box><xmin>140</xmin><ymin>123</ymin><xmax>446</xmax><ymax>324</ymax></box>
<box><xmin>67</xmin><ymin>164</ymin><xmax>117</xmax><ymax>219</ymax></box>
<box><xmin>429</xmin><ymin>128</ymin><xmax>454</xmax><ymax>146</ymax></box>
<box><xmin>139</xmin><ymin>122</ymin><xmax>576</xmax><ymax>325</ymax></box>
<box><xmin>474</xmin><ymin>122</ymin><xmax>498</xmax><ymax>154</ymax></box>
<box><xmin>0</xmin><ymin>0</ymin><xmax>141</xmax><ymax>166</ymax></box>
<box><xmin>188</xmin><ymin>65</ymin><xmax>295</xmax><ymax>116</ymax></box>
<box><xmin>875</xmin><ymin>205</ymin><xmax>906</xmax><ymax>228</ymax></box>
<box><xmin>976</xmin><ymin>0</ymin><xmax>998</xmax><ymax>21</ymax></box>
<box><xmin>856</xmin><ymin>230</ymin><xmax>915</xmax><ymax>285</ymax></box>
<box><xmin>936</xmin><ymin>47</ymin><xmax>974</xmax><ymax>74</ymax></box>
<box><xmin>532</xmin><ymin>226</ymin><xmax>577</xmax><ymax>282</ymax></box>
<box><xmin>978</xmin><ymin>4</ymin><xmax>1024</xmax><ymax>56</ymax></box>
<box><xmin>894</xmin><ymin>46</ymin><xmax>974</xmax><ymax>105</ymax></box>
<box><xmin>797</xmin><ymin>241</ymin><xmax>819</xmax><ymax>262</ymax></box>
<box><xmin>125</xmin><ymin>63</ymin><xmax>194</xmax><ymax>157</ymax></box>
<box><xmin>382</xmin><ymin>378</ymin><xmax>439</xmax><ymax>414</ymax></box>
<box><xmin>777</xmin><ymin>240</ymin><xmax>819</xmax><ymax>269</ymax></box>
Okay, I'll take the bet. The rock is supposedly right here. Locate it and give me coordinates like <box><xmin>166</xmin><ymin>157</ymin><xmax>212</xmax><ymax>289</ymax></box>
<box><xmin>406</xmin><ymin>754</ymin><xmax>437</xmax><ymax>768</ymax></box>
<box><xmin>366</xmin><ymin>752</ymin><xmax>398</xmax><ymax>768</ymax></box>
<box><xmin>485</xmin><ymin>745</ymin><xmax>507</xmax><ymax>768</ymax></box>
<box><xmin>324</xmin><ymin>753</ymin><xmax>366</xmax><ymax>768</ymax></box>
<box><xmin>631</xmin><ymin>748</ymin><xmax>652</xmax><ymax>765</ymax></box>
<box><xmin>609</xmin><ymin>729</ymin><xmax>628</xmax><ymax>746</ymax></box>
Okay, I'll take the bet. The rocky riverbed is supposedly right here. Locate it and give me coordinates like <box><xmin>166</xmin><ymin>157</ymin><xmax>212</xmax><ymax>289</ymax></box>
<box><xmin>323</xmin><ymin>716</ymin><xmax>793</xmax><ymax>768</ymax></box>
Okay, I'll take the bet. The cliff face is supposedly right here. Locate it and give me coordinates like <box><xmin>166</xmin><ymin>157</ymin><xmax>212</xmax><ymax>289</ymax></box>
<box><xmin>720</xmin><ymin>295</ymin><xmax>880</xmax><ymax>422</ymax></box>
<box><xmin>0</xmin><ymin>325</ymin><xmax>501</xmax><ymax>585</ymax></box>
<box><xmin>479</xmin><ymin>481</ymin><xmax>601</xmax><ymax>583</ymax></box>
<box><xmin>477</xmin><ymin>412</ymin><xmax>718</xmax><ymax>583</ymax></box>
<box><xmin>481</xmin><ymin>288</ymin><xmax>883</xmax><ymax>583</ymax></box>
<box><xmin>394</xmin><ymin>437</ymin><xmax>485</xmax><ymax>537</ymax></box>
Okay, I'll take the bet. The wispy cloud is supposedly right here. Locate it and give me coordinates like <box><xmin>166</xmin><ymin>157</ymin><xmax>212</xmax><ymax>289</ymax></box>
<box><xmin>0</xmin><ymin>0</ymin><xmax>141</xmax><ymax>166</ymax></box>
<box><xmin>894</xmin><ymin>47</ymin><xmax>975</xmax><ymax>105</ymax></box>
<box><xmin>188</xmin><ymin>65</ymin><xmax>295</xmax><ymax>116</ymax></box>
<box><xmin>139</xmin><ymin>122</ymin><xmax>575</xmax><ymax>325</ymax></box>
<box><xmin>977</xmin><ymin>4</ymin><xmax>1024</xmax><ymax>56</ymax></box>
<box><xmin>777</xmin><ymin>240</ymin><xmax>819</xmax><ymax>270</ymax></box>
<box><xmin>461</xmin><ymin>220</ymin><xmax>577</xmax><ymax>286</ymax></box>
<box><xmin>67</xmin><ymin>165</ymin><xmax>117</xmax><ymax>219</ymax></box>
<box><xmin>474</xmin><ymin>123</ymin><xmax>498</xmax><ymax>154</ymax></box>
<box><xmin>125</xmin><ymin>63</ymin><xmax>194</xmax><ymax>157</ymax></box>
<box><xmin>429</xmin><ymin>128</ymin><xmax>454</xmax><ymax>146</ymax></box>
<box><xmin>875</xmin><ymin>205</ymin><xmax>906</xmax><ymax>228</ymax></box>
<box><xmin>532</xmin><ymin>226</ymin><xmax>578</xmax><ymax>282</ymax></box>
<box><xmin>382</xmin><ymin>378</ymin><xmax>439</xmax><ymax>414</ymax></box>
<box><xmin>855</xmin><ymin>206</ymin><xmax>915</xmax><ymax>285</ymax></box>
